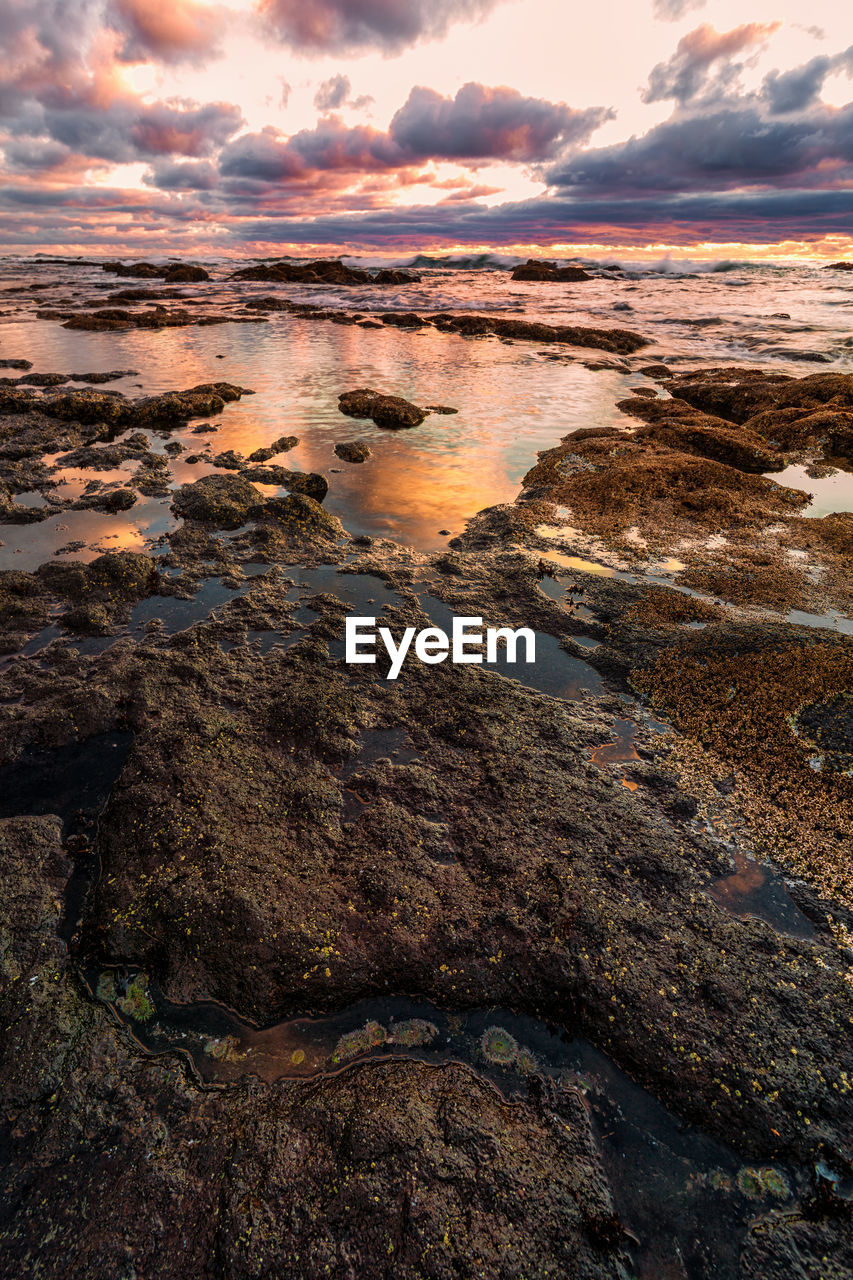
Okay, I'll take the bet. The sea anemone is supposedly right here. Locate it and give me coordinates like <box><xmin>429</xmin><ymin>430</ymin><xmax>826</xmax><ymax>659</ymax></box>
<box><xmin>387</xmin><ymin>1019</ymin><xmax>439</xmax><ymax>1048</ymax></box>
<box><xmin>204</xmin><ymin>1034</ymin><xmax>243</xmax><ymax>1063</ymax></box>
<box><xmin>516</xmin><ymin>1048</ymin><xmax>539</xmax><ymax>1076</ymax></box>
<box><xmin>480</xmin><ymin>1026</ymin><xmax>519</xmax><ymax>1067</ymax></box>
<box><xmin>332</xmin><ymin>1020</ymin><xmax>387</xmax><ymax>1064</ymax></box>
<box><xmin>117</xmin><ymin>973</ymin><xmax>154</xmax><ymax>1023</ymax></box>
<box><xmin>95</xmin><ymin>972</ymin><xmax>117</xmax><ymax>1003</ymax></box>
<box><xmin>736</xmin><ymin>1167</ymin><xmax>764</xmax><ymax>1199</ymax></box>
<box><xmin>759</xmin><ymin>1168</ymin><xmax>791</xmax><ymax>1199</ymax></box>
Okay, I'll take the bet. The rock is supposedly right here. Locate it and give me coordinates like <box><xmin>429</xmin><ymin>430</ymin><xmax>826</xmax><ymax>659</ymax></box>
<box><xmin>334</xmin><ymin>440</ymin><xmax>372</xmax><ymax>463</ymax></box>
<box><xmin>73</xmin><ymin>487</ymin><xmax>138</xmax><ymax>514</ymax></box>
<box><xmin>233</xmin><ymin>259</ymin><xmax>371</xmax><ymax>285</ymax></box>
<box><xmin>172</xmin><ymin>474</ymin><xmax>261</xmax><ymax>528</ymax></box>
<box><xmin>372</xmin><ymin>268</ymin><xmax>421</xmax><ymax>284</ymax></box>
<box><xmin>825</xmin><ymin>261</ymin><xmax>853</xmax><ymax>270</ymax></box>
<box><xmin>511</xmin><ymin>259</ymin><xmax>592</xmax><ymax>282</ymax></box>
<box><xmin>0</xmin><ymin>359</ymin><xmax>32</xmax><ymax>370</ymax></box>
<box><xmin>248</xmin><ymin>436</ymin><xmax>298</xmax><ymax>462</ymax></box>
<box><xmin>213</xmin><ymin>450</ymin><xmax>246</xmax><ymax>470</ymax></box>
<box><xmin>241</xmin><ymin>466</ymin><xmax>329</xmax><ymax>501</ymax></box>
<box><xmin>424</xmin><ymin>404</ymin><xmax>459</xmax><ymax>414</ymax></box>
<box><xmin>339</xmin><ymin>388</ymin><xmax>427</xmax><ymax>429</ymax></box>
<box><xmin>163</xmin><ymin>265</ymin><xmax>210</xmax><ymax>283</ymax></box>
<box><xmin>102</xmin><ymin>261</ymin><xmax>168</xmax><ymax>278</ymax></box>
<box><xmin>257</xmin><ymin>491</ymin><xmax>343</xmax><ymax>540</ymax></box>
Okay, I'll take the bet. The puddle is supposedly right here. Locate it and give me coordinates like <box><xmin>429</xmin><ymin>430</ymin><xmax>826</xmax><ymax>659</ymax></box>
<box><xmin>86</xmin><ymin>977</ymin><xmax>801</xmax><ymax>1280</ymax></box>
<box><xmin>590</xmin><ymin>718</ymin><xmax>642</xmax><ymax>768</ymax></box>
<box><xmin>417</xmin><ymin>593</ymin><xmax>602</xmax><ymax>700</ymax></box>
<box><xmin>767</xmin><ymin>464</ymin><xmax>853</xmax><ymax>518</ymax></box>
<box><xmin>707</xmin><ymin>853</ymin><xmax>814</xmax><ymax>939</ymax></box>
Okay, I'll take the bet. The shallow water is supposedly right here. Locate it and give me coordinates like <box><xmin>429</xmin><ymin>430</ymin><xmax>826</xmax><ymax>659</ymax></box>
<box><xmin>2</xmin><ymin>255</ymin><xmax>851</xmax><ymax>569</ymax></box>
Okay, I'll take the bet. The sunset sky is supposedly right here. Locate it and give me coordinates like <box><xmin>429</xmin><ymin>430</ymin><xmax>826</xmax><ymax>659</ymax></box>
<box><xmin>0</xmin><ymin>0</ymin><xmax>851</xmax><ymax>259</ymax></box>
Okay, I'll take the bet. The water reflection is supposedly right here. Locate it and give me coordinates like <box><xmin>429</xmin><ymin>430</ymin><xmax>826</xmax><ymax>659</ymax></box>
<box><xmin>0</xmin><ymin>312</ymin><xmax>634</xmax><ymax>553</ymax></box>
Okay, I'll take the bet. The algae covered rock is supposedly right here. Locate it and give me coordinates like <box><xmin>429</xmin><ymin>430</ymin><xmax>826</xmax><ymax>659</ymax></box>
<box><xmin>258</xmin><ymin>492</ymin><xmax>344</xmax><ymax>541</ymax></box>
<box><xmin>172</xmin><ymin>473</ymin><xmax>261</xmax><ymax>528</ymax></box>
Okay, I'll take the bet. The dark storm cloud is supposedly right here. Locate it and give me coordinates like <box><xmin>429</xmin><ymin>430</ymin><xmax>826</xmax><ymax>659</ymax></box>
<box><xmin>255</xmin><ymin>0</ymin><xmax>504</xmax><ymax>55</ymax></box>
<box><xmin>109</xmin><ymin>0</ymin><xmax>227</xmax><ymax>64</ymax></box>
<box><xmin>643</xmin><ymin>22</ymin><xmax>779</xmax><ymax>105</ymax></box>
<box><xmin>548</xmin><ymin>103</ymin><xmax>853</xmax><ymax>195</ymax></box>
<box><xmin>314</xmin><ymin>75</ymin><xmax>351</xmax><ymax>111</ymax></box>
<box><xmin>763</xmin><ymin>47</ymin><xmax>853</xmax><ymax>114</ymax></box>
<box><xmin>388</xmin><ymin>83</ymin><xmax>612</xmax><ymax>163</ymax></box>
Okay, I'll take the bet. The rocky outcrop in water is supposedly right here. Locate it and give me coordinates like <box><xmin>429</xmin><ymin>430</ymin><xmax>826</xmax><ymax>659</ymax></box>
<box><xmin>511</xmin><ymin>259</ymin><xmax>592</xmax><ymax>282</ymax></box>
<box><xmin>335</xmin><ymin>440</ymin><xmax>372</xmax><ymax>462</ymax></box>
<box><xmin>339</xmin><ymin>388</ymin><xmax>428</xmax><ymax>429</ymax></box>
<box><xmin>232</xmin><ymin>259</ymin><xmax>420</xmax><ymax>286</ymax></box>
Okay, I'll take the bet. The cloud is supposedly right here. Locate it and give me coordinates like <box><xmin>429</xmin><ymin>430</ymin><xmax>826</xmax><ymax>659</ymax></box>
<box><xmin>214</xmin><ymin>81</ymin><xmax>609</xmax><ymax>190</ymax></box>
<box><xmin>109</xmin><ymin>0</ymin><xmax>226</xmax><ymax>64</ymax></box>
<box><xmin>652</xmin><ymin>0</ymin><xmax>706</xmax><ymax>20</ymax></box>
<box><xmin>142</xmin><ymin>158</ymin><xmax>219</xmax><ymax>188</ymax></box>
<box><xmin>549</xmin><ymin>102</ymin><xmax>853</xmax><ymax>195</ymax></box>
<box><xmin>389</xmin><ymin>82</ymin><xmax>612</xmax><ymax>163</ymax></box>
<box><xmin>643</xmin><ymin>22</ymin><xmax>780</xmax><ymax>105</ymax></box>
<box><xmin>36</xmin><ymin>98</ymin><xmax>244</xmax><ymax>163</ymax></box>
<box><xmin>219</xmin><ymin>119</ymin><xmax>403</xmax><ymax>181</ymax></box>
<box><xmin>231</xmin><ymin>186</ymin><xmax>853</xmax><ymax>248</ymax></box>
<box><xmin>763</xmin><ymin>47</ymin><xmax>853</xmax><ymax>114</ymax></box>
<box><xmin>255</xmin><ymin>0</ymin><xmax>504</xmax><ymax>55</ymax></box>
<box><xmin>314</xmin><ymin>74</ymin><xmax>351</xmax><ymax>111</ymax></box>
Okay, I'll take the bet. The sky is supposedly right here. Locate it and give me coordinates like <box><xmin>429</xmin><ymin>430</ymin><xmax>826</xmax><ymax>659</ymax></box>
<box><xmin>0</xmin><ymin>0</ymin><xmax>851</xmax><ymax>259</ymax></box>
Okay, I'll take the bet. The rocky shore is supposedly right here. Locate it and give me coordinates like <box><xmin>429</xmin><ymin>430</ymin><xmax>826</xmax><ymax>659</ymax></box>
<box><xmin>0</xmin><ymin>283</ymin><xmax>851</xmax><ymax>1279</ymax></box>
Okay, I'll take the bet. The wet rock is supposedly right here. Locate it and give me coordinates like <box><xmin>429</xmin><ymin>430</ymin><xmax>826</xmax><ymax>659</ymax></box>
<box><xmin>256</xmin><ymin>492</ymin><xmax>344</xmax><ymax>541</ymax></box>
<box><xmin>339</xmin><ymin>388</ymin><xmax>427</xmax><ymax>429</ymax></box>
<box><xmin>73</xmin><ymin>487</ymin><xmax>137</xmax><ymax>514</ymax></box>
<box><xmin>247</xmin><ymin>435</ymin><xmax>298</xmax><ymax>463</ymax></box>
<box><xmin>0</xmin><ymin>359</ymin><xmax>32</xmax><ymax>370</ymax></box>
<box><xmin>212</xmin><ymin>449</ymin><xmax>246</xmax><ymax>470</ymax></box>
<box><xmin>616</xmin><ymin>395</ymin><xmax>782</xmax><ymax>472</ymax></box>
<box><xmin>233</xmin><ymin>259</ymin><xmax>371</xmax><ymax>285</ymax></box>
<box><xmin>380</xmin><ymin>311</ymin><xmax>428</xmax><ymax>329</ymax></box>
<box><xmin>512</xmin><ymin>259</ymin><xmax>592</xmax><ymax>282</ymax></box>
<box><xmin>825</xmin><ymin>261</ymin><xmax>853</xmax><ymax>270</ymax></box>
<box><xmin>373</xmin><ymin>268</ymin><xmax>421</xmax><ymax>284</ymax></box>
<box><xmin>335</xmin><ymin>440</ymin><xmax>371</xmax><ymax>463</ymax></box>
<box><xmin>163</xmin><ymin>265</ymin><xmax>210</xmax><ymax>283</ymax></box>
<box><xmin>102</xmin><ymin>260</ymin><xmax>168</xmax><ymax>278</ymax></box>
<box><xmin>172</xmin><ymin>474</ymin><xmax>261</xmax><ymax>528</ymax></box>
<box><xmin>524</xmin><ymin>429</ymin><xmax>808</xmax><ymax>543</ymax></box>
<box><xmin>241</xmin><ymin>466</ymin><xmax>329</xmax><ymax>501</ymax></box>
